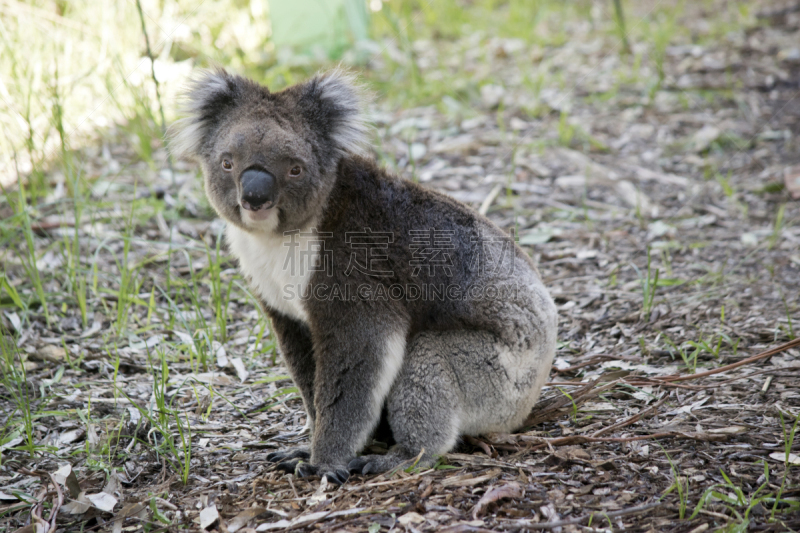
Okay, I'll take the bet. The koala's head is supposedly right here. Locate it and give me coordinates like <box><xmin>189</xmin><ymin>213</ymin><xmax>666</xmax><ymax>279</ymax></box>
<box><xmin>169</xmin><ymin>69</ymin><xmax>367</xmax><ymax>233</ymax></box>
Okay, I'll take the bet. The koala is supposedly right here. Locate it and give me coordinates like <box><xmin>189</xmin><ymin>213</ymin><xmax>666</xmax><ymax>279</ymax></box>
<box><xmin>170</xmin><ymin>69</ymin><xmax>558</xmax><ymax>485</ymax></box>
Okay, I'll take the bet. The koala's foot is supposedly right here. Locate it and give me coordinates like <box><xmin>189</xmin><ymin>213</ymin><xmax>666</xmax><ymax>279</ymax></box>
<box><xmin>295</xmin><ymin>462</ymin><xmax>350</xmax><ymax>485</ymax></box>
<box><xmin>266</xmin><ymin>446</ymin><xmax>310</xmax><ymax>464</ymax></box>
<box><xmin>348</xmin><ymin>450</ymin><xmax>435</xmax><ymax>476</ymax></box>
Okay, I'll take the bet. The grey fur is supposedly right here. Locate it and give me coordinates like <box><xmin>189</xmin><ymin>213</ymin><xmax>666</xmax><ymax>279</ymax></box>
<box><xmin>170</xmin><ymin>69</ymin><xmax>558</xmax><ymax>485</ymax></box>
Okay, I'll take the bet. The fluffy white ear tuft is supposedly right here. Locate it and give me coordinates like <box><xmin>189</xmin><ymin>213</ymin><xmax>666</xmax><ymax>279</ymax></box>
<box><xmin>168</xmin><ymin>69</ymin><xmax>235</xmax><ymax>161</ymax></box>
<box><xmin>308</xmin><ymin>69</ymin><xmax>371</xmax><ymax>156</ymax></box>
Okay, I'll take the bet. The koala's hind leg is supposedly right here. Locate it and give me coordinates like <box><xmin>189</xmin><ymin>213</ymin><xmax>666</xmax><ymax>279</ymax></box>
<box><xmin>349</xmin><ymin>330</ymin><xmax>551</xmax><ymax>476</ymax></box>
<box><xmin>348</xmin><ymin>332</ymin><xmax>460</xmax><ymax>475</ymax></box>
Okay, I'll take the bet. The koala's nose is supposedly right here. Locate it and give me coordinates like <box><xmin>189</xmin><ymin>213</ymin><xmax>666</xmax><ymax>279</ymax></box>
<box><xmin>240</xmin><ymin>168</ymin><xmax>276</xmax><ymax>210</ymax></box>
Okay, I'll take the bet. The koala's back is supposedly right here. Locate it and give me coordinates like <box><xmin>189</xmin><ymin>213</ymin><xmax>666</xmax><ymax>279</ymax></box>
<box><xmin>308</xmin><ymin>156</ymin><xmax>557</xmax><ymax>434</ymax></box>
<box><xmin>316</xmin><ymin>156</ymin><xmax>556</xmax><ymax>351</ymax></box>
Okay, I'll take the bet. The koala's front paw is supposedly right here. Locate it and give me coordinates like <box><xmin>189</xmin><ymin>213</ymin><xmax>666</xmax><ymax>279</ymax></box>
<box><xmin>295</xmin><ymin>462</ymin><xmax>350</xmax><ymax>486</ymax></box>
<box><xmin>274</xmin><ymin>458</ymin><xmax>303</xmax><ymax>474</ymax></box>
<box><xmin>348</xmin><ymin>454</ymin><xmax>399</xmax><ymax>476</ymax></box>
<box><xmin>349</xmin><ymin>451</ymin><xmax>436</xmax><ymax>476</ymax></box>
<box><xmin>266</xmin><ymin>447</ymin><xmax>310</xmax><ymax>464</ymax></box>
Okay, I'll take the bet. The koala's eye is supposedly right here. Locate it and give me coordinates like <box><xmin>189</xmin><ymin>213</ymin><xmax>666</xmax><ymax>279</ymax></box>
<box><xmin>221</xmin><ymin>159</ymin><xmax>233</xmax><ymax>171</ymax></box>
<box><xmin>289</xmin><ymin>165</ymin><xmax>302</xmax><ymax>177</ymax></box>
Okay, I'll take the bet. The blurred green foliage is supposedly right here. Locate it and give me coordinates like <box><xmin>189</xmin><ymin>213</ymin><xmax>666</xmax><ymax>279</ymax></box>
<box><xmin>0</xmin><ymin>0</ymin><xmax>755</xmax><ymax>195</ymax></box>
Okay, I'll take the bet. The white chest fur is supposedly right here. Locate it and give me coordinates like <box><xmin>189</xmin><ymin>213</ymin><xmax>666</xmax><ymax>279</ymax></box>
<box><xmin>226</xmin><ymin>224</ymin><xmax>319</xmax><ymax>324</ymax></box>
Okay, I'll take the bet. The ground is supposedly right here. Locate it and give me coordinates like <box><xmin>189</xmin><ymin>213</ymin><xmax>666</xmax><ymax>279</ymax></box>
<box><xmin>1</xmin><ymin>0</ymin><xmax>799</xmax><ymax>532</ymax></box>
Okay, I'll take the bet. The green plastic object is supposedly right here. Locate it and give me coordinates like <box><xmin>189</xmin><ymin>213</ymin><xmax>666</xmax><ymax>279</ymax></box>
<box><xmin>268</xmin><ymin>0</ymin><xmax>369</xmax><ymax>58</ymax></box>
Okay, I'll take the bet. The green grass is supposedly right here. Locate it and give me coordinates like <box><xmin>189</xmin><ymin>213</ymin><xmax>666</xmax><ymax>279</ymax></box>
<box><xmin>661</xmin><ymin>447</ymin><xmax>689</xmax><ymax>520</ymax></box>
<box><xmin>633</xmin><ymin>248</ymin><xmax>660</xmax><ymax>322</ymax></box>
<box><xmin>118</xmin><ymin>354</ymin><xmax>194</xmax><ymax>485</ymax></box>
<box><xmin>657</xmin><ymin>407</ymin><xmax>800</xmax><ymax>528</ymax></box>
<box><xmin>689</xmin><ymin>452</ymin><xmax>800</xmax><ymax>530</ymax></box>
<box><xmin>0</xmin><ymin>331</ymin><xmax>37</xmax><ymax>459</ymax></box>
<box><xmin>11</xmin><ymin>184</ymin><xmax>50</xmax><ymax>325</ymax></box>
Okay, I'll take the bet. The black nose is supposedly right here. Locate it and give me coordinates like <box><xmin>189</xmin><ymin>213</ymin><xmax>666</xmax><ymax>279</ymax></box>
<box><xmin>240</xmin><ymin>168</ymin><xmax>276</xmax><ymax>210</ymax></box>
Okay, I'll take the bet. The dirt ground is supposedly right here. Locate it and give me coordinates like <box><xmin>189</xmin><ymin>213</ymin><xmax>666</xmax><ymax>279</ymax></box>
<box><xmin>2</xmin><ymin>1</ymin><xmax>800</xmax><ymax>532</ymax></box>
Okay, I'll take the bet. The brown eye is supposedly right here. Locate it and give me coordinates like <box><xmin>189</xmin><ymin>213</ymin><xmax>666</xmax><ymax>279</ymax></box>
<box><xmin>289</xmin><ymin>166</ymin><xmax>302</xmax><ymax>177</ymax></box>
<box><xmin>222</xmin><ymin>159</ymin><xmax>233</xmax><ymax>171</ymax></box>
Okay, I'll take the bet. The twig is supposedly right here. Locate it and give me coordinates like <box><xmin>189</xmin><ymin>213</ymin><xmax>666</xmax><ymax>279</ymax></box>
<box><xmin>30</xmin><ymin>220</ymin><xmax>75</xmax><ymax>235</ymax></box>
<box><xmin>659</xmin><ymin>337</ymin><xmax>800</xmax><ymax>383</ymax></box>
<box><xmin>526</xmin><ymin>379</ymin><xmax>623</xmax><ymax>427</ymax></box>
<box><xmin>551</xmin><ymin>354</ymin><xmax>637</xmax><ymax>374</ymax></box>
<box><xmin>623</xmin><ymin>379</ymin><xmax>707</xmax><ymax>390</ymax></box>
<box><xmin>287</xmin><ymin>475</ymin><xmax>299</xmax><ymax>499</ymax></box>
<box><xmin>47</xmin><ymin>472</ymin><xmax>63</xmax><ymax>531</ymax></box>
<box><xmin>464</xmin><ymin>435</ymin><xmax>494</xmax><ymax>457</ymax></box>
<box><xmin>30</xmin><ymin>487</ymin><xmax>49</xmax><ymax>533</ymax></box>
<box><xmin>512</xmin><ymin>430</ymin><xmax>730</xmax><ymax>452</ymax></box>
<box><xmin>134</xmin><ymin>0</ymin><xmax>175</xmax><ymax>186</ymax></box>
<box><xmin>526</xmin><ymin>378</ymin><xmax>603</xmax><ymax>426</ymax></box>
<box><xmin>478</xmin><ymin>184</ymin><xmax>503</xmax><ymax>216</ymax></box>
<box><xmin>503</xmin><ymin>501</ymin><xmax>661</xmax><ymax>530</ymax></box>
<box><xmin>591</xmin><ymin>396</ymin><xmax>668</xmax><ymax>438</ymax></box>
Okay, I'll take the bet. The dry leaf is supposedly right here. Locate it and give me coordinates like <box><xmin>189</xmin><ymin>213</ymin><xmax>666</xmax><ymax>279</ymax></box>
<box><xmin>308</xmin><ymin>476</ymin><xmax>329</xmax><ymax>506</ymax></box>
<box><xmin>57</xmin><ymin>428</ymin><xmax>85</xmax><ymax>446</ymax></box>
<box><xmin>193</xmin><ymin>372</ymin><xmax>234</xmax><ymax>386</ymax></box>
<box><xmin>228</xmin><ymin>507</ymin><xmax>266</xmax><ymax>533</ymax></box>
<box><xmin>230</xmin><ymin>357</ymin><xmax>249</xmax><ymax>383</ymax></box>
<box><xmin>215</xmin><ymin>342</ymin><xmax>228</xmax><ymax>368</ymax></box>
<box><xmin>0</xmin><ymin>436</ymin><xmax>23</xmax><ymax>451</ymax></box>
<box><xmin>769</xmin><ymin>452</ymin><xmax>800</xmax><ymax>465</ymax></box>
<box><xmin>472</xmin><ymin>481</ymin><xmax>523</xmax><ymax>519</ymax></box>
<box><xmin>87</xmin><ymin>423</ymin><xmax>100</xmax><ymax>450</ymax></box>
<box><xmin>33</xmin><ymin>345</ymin><xmax>66</xmax><ymax>362</ymax></box>
<box><xmin>86</xmin><ymin>492</ymin><xmax>118</xmax><ymax>512</ymax></box>
<box><xmin>539</xmin><ymin>502</ymin><xmax>559</xmax><ymax>522</ymax></box>
<box><xmin>255</xmin><ymin>508</ymin><xmax>365</xmax><ymax>531</ymax></box>
<box><xmin>112</xmin><ymin>502</ymin><xmax>148</xmax><ymax>533</ymax></box>
<box><xmin>785</xmin><ymin>165</ymin><xmax>800</xmax><ymax>199</ymax></box>
<box><xmin>441</xmin><ymin>468</ymin><xmax>502</xmax><ymax>488</ymax></box>
<box><xmin>63</xmin><ymin>492</ymin><xmax>91</xmax><ymax>515</ymax></box>
<box><xmin>53</xmin><ymin>463</ymin><xmax>81</xmax><ymax>498</ymax></box>
<box><xmin>199</xmin><ymin>503</ymin><xmax>220</xmax><ymax>530</ymax></box>
<box><xmin>692</xmin><ymin>125</ymin><xmax>720</xmax><ymax>152</ymax></box>
<box><xmin>397</xmin><ymin>512</ymin><xmax>426</xmax><ymax>526</ymax></box>
<box><xmin>707</xmin><ymin>426</ymin><xmax>747</xmax><ymax>435</ymax></box>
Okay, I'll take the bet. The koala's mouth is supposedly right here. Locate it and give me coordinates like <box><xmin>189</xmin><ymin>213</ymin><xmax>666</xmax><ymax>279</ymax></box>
<box><xmin>240</xmin><ymin>199</ymin><xmax>274</xmax><ymax>211</ymax></box>
<box><xmin>240</xmin><ymin>199</ymin><xmax>275</xmax><ymax>221</ymax></box>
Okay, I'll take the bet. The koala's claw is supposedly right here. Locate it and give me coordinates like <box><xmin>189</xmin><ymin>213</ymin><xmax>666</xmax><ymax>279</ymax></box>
<box><xmin>295</xmin><ymin>462</ymin><xmax>350</xmax><ymax>485</ymax></box>
<box><xmin>347</xmin><ymin>457</ymin><xmax>369</xmax><ymax>475</ymax></box>
<box><xmin>324</xmin><ymin>469</ymin><xmax>350</xmax><ymax>486</ymax></box>
<box><xmin>348</xmin><ymin>454</ymin><xmax>397</xmax><ymax>476</ymax></box>
<box><xmin>275</xmin><ymin>459</ymin><xmax>302</xmax><ymax>474</ymax></box>
<box><xmin>349</xmin><ymin>453</ymin><xmax>434</xmax><ymax>476</ymax></box>
<box><xmin>266</xmin><ymin>447</ymin><xmax>310</xmax><ymax>463</ymax></box>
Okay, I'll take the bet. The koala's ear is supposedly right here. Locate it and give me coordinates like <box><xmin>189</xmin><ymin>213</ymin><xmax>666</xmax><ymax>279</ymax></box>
<box><xmin>168</xmin><ymin>69</ymin><xmax>243</xmax><ymax>160</ymax></box>
<box><xmin>299</xmin><ymin>70</ymin><xmax>369</xmax><ymax>156</ymax></box>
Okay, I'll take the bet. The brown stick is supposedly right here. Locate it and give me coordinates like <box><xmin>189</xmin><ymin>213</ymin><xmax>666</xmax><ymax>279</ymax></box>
<box><xmin>658</xmin><ymin>337</ymin><xmax>800</xmax><ymax>382</ymax></box>
<box><xmin>47</xmin><ymin>472</ymin><xmax>63</xmax><ymax>532</ymax></box>
<box><xmin>517</xmin><ymin>430</ymin><xmax>729</xmax><ymax>452</ymax></box>
<box><xmin>591</xmin><ymin>396</ymin><xmax>669</xmax><ymax>438</ymax></box>
<box><xmin>623</xmin><ymin>379</ymin><xmax>706</xmax><ymax>390</ymax></box>
<box><xmin>525</xmin><ymin>379</ymin><xmax>621</xmax><ymax>427</ymax></box>
<box><xmin>551</xmin><ymin>354</ymin><xmax>639</xmax><ymax>374</ymax></box>
<box><xmin>30</xmin><ymin>221</ymin><xmax>75</xmax><ymax>234</ymax></box>
<box><xmin>502</xmin><ymin>501</ymin><xmax>662</xmax><ymax>530</ymax></box>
